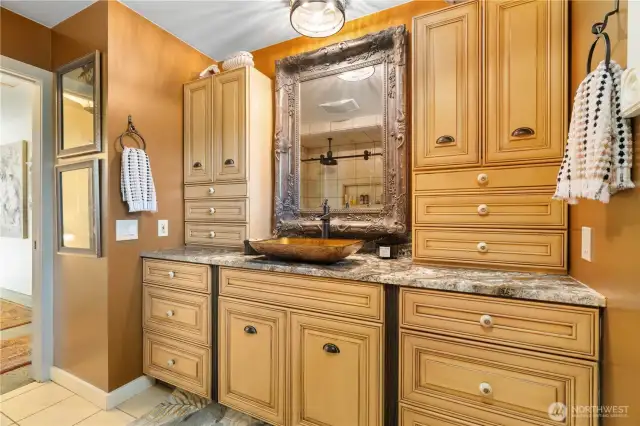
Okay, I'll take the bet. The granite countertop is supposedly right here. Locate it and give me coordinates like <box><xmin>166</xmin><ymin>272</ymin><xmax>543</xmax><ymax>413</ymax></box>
<box><xmin>141</xmin><ymin>247</ymin><xmax>606</xmax><ymax>308</ymax></box>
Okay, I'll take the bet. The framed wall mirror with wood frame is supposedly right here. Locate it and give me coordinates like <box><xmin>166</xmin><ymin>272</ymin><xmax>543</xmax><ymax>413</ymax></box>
<box><xmin>274</xmin><ymin>25</ymin><xmax>408</xmax><ymax>238</ymax></box>
<box><xmin>56</xmin><ymin>51</ymin><xmax>101</xmax><ymax>158</ymax></box>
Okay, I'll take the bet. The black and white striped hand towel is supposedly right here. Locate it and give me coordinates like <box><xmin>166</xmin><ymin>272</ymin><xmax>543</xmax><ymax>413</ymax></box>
<box><xmin>121</xmin><ymin>147</ymin><xmax>158</xmax><ymax>212</ymax></box>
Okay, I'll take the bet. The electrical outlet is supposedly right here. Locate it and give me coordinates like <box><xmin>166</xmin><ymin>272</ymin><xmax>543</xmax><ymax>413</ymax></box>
<box><xmin>581</xmin><ymin>226</ymin><xmax>592</xmax><ymax>262</ymax></box>
<box><xmin>158</xmin><ymin>220</ymin><xmax>169</xmax><ymax>237</ymax></box>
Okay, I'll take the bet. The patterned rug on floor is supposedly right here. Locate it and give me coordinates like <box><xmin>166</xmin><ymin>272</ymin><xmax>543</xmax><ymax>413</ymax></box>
<box><xmin>130</xmin><ymin>388</ymin><xmax>270</xmax><ymax>426</ymax></box>
<box><xmin>0</xmin><ymin>335</ymin><xmax>31</xmax><ymax>374</ymax></box>
<box><xmin>0</xmin><ymin>365</ymin><xmax>33</xmax><ymax>395</ymax></box>
<box><xmin>0</xmin><ymin>299</ymin><xmax>32</xmax><ymax>331</ymax></box>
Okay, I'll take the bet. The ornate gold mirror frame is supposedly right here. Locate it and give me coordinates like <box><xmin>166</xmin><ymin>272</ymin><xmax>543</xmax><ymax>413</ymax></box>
<box><xmin>274</xmin><ymin>25</ymin><xmax>408</xmax><ymax>237</ymax></box>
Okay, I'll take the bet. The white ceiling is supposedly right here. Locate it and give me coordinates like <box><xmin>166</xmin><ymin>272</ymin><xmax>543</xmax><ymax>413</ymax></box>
<box><xmin>1</xmin><ymin>0</ymin><xmax>411</xmax><ymax>60</ymax></box>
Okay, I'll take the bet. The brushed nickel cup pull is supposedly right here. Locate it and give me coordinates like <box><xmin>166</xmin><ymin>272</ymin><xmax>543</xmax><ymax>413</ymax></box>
<box><xmin>166</xmin><ymin>310</ymin><xmax>175</xmax><ymax>317</ymax></box>
<box><xmin>477</xmin><ymin>204</ymin><xmax>489</xmax><ymax>216</ymax></box>
<box><xmin>167</xmin><ymin>359</ymin><xmax>176</xmax><ymax>367</ymax></box>
<box><xmin>168</xmin><ymin>271</ymin><xmax>175</xmax><ymax>279</ymax></box>
<box><xmin>480</xmin><ymin>314</ymin><xmax>493</xmax><ymax>328</ymax></box>
<box><xmin>209</xmin><ymin>231</ymin><xmax>216</xmax><ymax>238</ymax></box>
<box><xmin>479</xmin><ymin>382</ymin><xmax>492</xmax><ymax>395</ymax></box>
<box><xmin>209</xmin><ymin>208</ymin><xmax>216</xmax><ymax>214</ymax></box>
<box><xmin>477</xmin><ymin>173</ymin><xmax>489</xmax><ymax>185</ymax></box>
<box><xmin>477</xmin><ymin>242</ymin><xmax>489</xmax><ymax>253</ymax></box>
<box><xmin>511</xmin><ymin>127</ymin><xmax>535</xmax><ymax>137</ymax></box>
<box><xmin>436</xmin><ymin>135</ymin><xmax>455</xmax><ymax>144</ymax></box>
<box><xmin>208</xmin><ymin>187</ymin><xmax>215</xmax><ymax>194</ymax></box>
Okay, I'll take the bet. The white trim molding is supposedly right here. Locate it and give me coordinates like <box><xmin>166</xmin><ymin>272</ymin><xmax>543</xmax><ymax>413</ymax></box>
<box><xmin>50</xmin><ymin>367</ymin><xmax>156</xmax><ymax>410</ymax></box>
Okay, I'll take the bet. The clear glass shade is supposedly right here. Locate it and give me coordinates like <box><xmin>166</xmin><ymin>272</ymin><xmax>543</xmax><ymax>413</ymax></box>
<box><xmin>290</xmin><ymin>0</ymin><xmax>345</xmax><ymax>38</ymax></box>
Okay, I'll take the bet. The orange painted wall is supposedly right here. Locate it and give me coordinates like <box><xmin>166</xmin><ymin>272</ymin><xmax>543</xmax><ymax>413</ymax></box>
<box><xmin>569</xmin><ymin>1</ymin><xmax>640</xmax><ymax>422</ymax></box>
<box><xmin>105</xmin><ymin>1</ymin><xmax>212</xmax><ymax>390</ymax></box>
<box><xmin>0</xmin><ymin>7</ymin><xmax>52</xmax><ymax>70</ymax></box>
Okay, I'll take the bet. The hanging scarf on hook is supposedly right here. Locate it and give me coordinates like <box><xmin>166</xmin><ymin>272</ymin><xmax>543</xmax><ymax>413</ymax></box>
<box><xmin>554</xmin><ymin>60</ymin><xmax>634</xmax><ymax>204</ymax></box>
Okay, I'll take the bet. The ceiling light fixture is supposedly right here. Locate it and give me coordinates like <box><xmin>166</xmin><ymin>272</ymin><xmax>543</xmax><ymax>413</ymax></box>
<box><xmin>337</xmin><ymin>66</ymin><xmax>375</xmax><ymax>82</ymax></box>
<box><xmin>290</xmin><ymin>0</ymin><xmax>346</xmax><ymax>38</ymax></box>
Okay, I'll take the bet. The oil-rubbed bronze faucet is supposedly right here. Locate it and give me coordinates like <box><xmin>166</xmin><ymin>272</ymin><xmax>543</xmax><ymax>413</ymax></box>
<box><xmin>319</xmin><ymin>199</ymin><xmax>331</xmax><ymax>239</ymax></box>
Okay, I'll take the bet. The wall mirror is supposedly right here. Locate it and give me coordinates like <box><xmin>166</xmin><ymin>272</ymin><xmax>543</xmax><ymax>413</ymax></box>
<box><xmin>275</xmin><ymin>25</ymin><xmax>408</xmax><ymax>237</ymax></box>
<box><xmin>56</xmin><ymin>51</ymin><xmax>101</xmax><ymax>158</ymax></box>
<box><xmin>56</xmin><ymin>159</ymin><xmax>101</xmax><ymax>256</ymax></box>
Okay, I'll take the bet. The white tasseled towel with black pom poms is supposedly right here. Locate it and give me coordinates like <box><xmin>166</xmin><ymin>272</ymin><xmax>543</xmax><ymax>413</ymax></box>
<box><xmin>121</xmin><ymin>147</ymin><xmax>157</xmax><ymax>212</ymax></box>
<box><xmin>554</xmin><ymin>60</ymin><xmax>634</xmax><ymax>204</ymax></box>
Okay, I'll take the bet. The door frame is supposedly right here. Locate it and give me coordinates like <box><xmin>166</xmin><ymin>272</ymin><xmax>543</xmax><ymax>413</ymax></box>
<box><xmin>1</xmin><ymin>55</ymin><xmax>55</xmax><ymax>382</ymax></box>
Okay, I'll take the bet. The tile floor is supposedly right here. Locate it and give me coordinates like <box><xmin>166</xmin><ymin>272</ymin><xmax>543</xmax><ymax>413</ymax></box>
<box><xmin>0</xmin><ymin>381</ymin><xmax>172</xmax><ymax>426</ymax></box>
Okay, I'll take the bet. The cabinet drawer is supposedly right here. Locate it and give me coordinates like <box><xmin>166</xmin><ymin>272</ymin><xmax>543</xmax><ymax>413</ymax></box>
<box><xmin>400</xmin><ymin>403</ymin><xmax>472</xmax><ymax>426</ymax></box>
<box><xmin>414</xmin><ymin>165</ymin><xmax>558</xmax><ymax>193</ymax></box>
<box><xmin>414</xmin><ymin>193</ymin><xmax>566</xmax><ymax>228</ymax></box>
<box><xmin>400</xmin><ymin>332</ymin><xmax>598</xmax><ymax>426</ymax></box>
<box><xmin>185</xmin><ymin>199</ymin><xmax>248</xmax><ymax>223</ymax></box>
<box><xmin>218</xmin><ymin>298</ymin><xmax>286</xmax><ymax>426</ymax></box>
<box><xmin>143</xmin><ymin>259</ymin><xmax>211</xmax><ymax>293</ymax></box>
<box><xmin>185</xmin><ymin>223</ymin><xmax>246</xmax><ymax>247</ymax></box>
<box><xmin>219</xmin><ymin>267</ymin><xmax>383</xmax><ymax>321</ymax></box>
<box><xmin>143</xmin><ymin>285</ymin><xmax>211</xmax><ymax>346</ymax></box>
<box><xmin>184</xmin><ymin>182</ymin><xmax>247</xmax><ymax>199</ymax></box>
<box><xmin>291</xmin><ymin>312</ymin><xmax>382</xmax><ymax>426</ymax></box>
<box><xmin>413</xmin><ymin>228</ymin><xmax>566</xmax><ymax>271</ymax></box>
<box><xmin>401</xmin><ymin>288</ymin><xmax>599</xmax><ymax>359</ymax></box>
<box><xmin>143</xmin><ymin>331</ymin><xmax>211</xmax><ymax>399</ymax></box>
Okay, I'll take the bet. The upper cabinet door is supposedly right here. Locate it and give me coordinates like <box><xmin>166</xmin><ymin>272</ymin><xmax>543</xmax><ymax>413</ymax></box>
<box><xmin>213</xmin><ymin>69</ymin><xmax>247</xmax><ymax>182</ymax></box>
<box><xmin>290</xmin><ymin>313</ymin><xmax>382</xmax><ymax>426</ymax></box>
<box><xmin>184</xmin><ymin>78</ymin><xmax>213</xmax><ymax>183</ymax></box>
<box><xmin>485</xmin><ymin>0</ymin><xmax>567</xmax><ymax>165</ymax></box>
<box><xmin>413</xmin><ymin>1</ymin><xmax>480</xmax><ymax>169</ymax></box>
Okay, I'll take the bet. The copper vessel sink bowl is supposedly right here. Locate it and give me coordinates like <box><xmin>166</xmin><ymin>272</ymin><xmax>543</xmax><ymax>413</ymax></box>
<box><xmin>249</xmin><ymin>238</ymin><xmax>365</xmax><ymax>264</ymax></box>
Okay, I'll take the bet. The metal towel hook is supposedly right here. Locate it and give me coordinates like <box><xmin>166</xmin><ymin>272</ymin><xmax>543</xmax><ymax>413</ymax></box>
<box><xmin>586</xmin><ymin>0</ymin><xmax>619</xmax><ymax>74</ymax></box>
<box><xmin>118</xmin><ymin>115</ymin><xmax>147</xmax><ymax>150</ymax></box>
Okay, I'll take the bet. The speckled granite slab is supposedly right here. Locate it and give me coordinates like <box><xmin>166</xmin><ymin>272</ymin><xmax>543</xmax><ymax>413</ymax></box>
<box><xmin>141</xmin><ymin>247</ymin><xmax>606</xmax><ymax>307</ymax></box>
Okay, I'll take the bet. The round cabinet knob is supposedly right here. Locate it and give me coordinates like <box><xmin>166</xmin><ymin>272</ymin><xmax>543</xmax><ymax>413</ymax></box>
<box><xmin>480</xmin><ymin>314</ymin><xmax>493</xmax><ymax>328</ymax></box>
<box><xmin>477</xmin><ymin>204</ymin><xmax>489</xmax><ymax>216</ymax></box>
<box><xmin>477</xmin><ymin>173</ymin><xmax>489</xmax><ymax>185</ymax></box>
<box><xmin>209</xmin><ymin>207</ymin><xmax>216</xmax><ymax>214</ymax></box>
<box><xmin>209</xmin><ymin>231</ymin><xmax>216</xmax><ymax>238</ymax></box>
<box><xmin>477</xmin><ymin>242</ymin><xmax>489</xmax><ymax>253</ymax></box>
<box><xmin>479</xmin><ymin>382</ymin><xmax>492</xmax><ymax>396</ymax></box>
<box><xmin>166</xmin><ymin>310</ymin><xmax>175</xmax><ymax>317</ymax></box>
<box><xmin>168</xmin><ymin>271</ymin><xmax>175</xmax><ymax>279</ymax></box>
<box><xmin>167</xmin><ymin>359</ymin><xmax>176</xmax><ymax>367</ymax></box>
<box><xmin>208</xmin><ymin>187</ymin><xmax>215</xmax><ymax>194</ymax></box>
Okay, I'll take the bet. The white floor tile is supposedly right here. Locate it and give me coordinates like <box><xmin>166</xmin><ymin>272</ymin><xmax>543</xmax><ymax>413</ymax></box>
<box><xmin>0</xmin><ymin>382</ymin><xmax>72</xmax><ymax>421</ymax></box>
<box><xmin>0</xmin><ymin>382</ymin><xmax>44</xmax><ymax>403</ymax></box>
<box><xmin>116</xmin><ymin>384</ymin><xmax>172</xmax><ymax>419</ymax></box>
<box><xmin>75</xmin><ymin>409</ymin><xmax>135</xmax><ymax>426</ymax></box>
<box><xmin>18</xmin><ymin>395</ymin><xmax>100</xmax><ymax>426</ymax></box>
<box><xmin>0</xmin><ymin>413</ymin><xmax>14</xmax><ymax>426</ymax></box>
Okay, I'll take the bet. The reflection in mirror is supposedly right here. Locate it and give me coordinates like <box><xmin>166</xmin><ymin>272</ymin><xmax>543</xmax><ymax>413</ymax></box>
<box><xmin>300</xmin><ymin>64</ymin><xmax>383</xmax><ymax>211</ymax></box>
<box><xmin>56</xmin><ymin>51</ymin><xmax>101</xmax><ymax>157</ymax></box>
<box><xmin>56</xmin><ymin>160</ymin><xmax>101</xmax><ymax>256</ymax></box>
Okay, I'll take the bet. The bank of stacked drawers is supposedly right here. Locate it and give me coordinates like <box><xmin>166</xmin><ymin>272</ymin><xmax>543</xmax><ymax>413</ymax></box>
<box><xmin>183</xmin><ymin>67</ymin><xmax>273</xmax><ymax>248</ymax></box>
<box><xmin>412</xmin><ymin>0</ymin><xmax>568</xmax><ymax>272</ymax></box>
<box><xmin>142</xmin><ymin>258</ymin><xmax>213</xmax><ymax>398</ymax></box>
<box><xmin>398</xmin><ymin>288</ymin><xmax>600</xmax><ymax>425</ymax></box>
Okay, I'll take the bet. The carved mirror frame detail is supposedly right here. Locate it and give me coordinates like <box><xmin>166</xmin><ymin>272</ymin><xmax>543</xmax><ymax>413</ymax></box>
<box><xmin>274</xmin><ymin>25</ymin><xmax>407</xmax><ymax>237</ymax></box>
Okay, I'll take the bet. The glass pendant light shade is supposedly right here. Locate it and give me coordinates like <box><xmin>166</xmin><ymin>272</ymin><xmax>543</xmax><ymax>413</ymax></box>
<box><xmin>290</xmin><ymin>0</ymin><xmax>346</xmax><ymax>38</ymax></box>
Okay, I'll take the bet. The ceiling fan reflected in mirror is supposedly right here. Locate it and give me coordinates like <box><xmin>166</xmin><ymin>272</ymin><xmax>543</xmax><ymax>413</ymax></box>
<box><xmin>302</xmin><ymin>137</ymin><xmax>382</xmax><ymax>166</ymax></box>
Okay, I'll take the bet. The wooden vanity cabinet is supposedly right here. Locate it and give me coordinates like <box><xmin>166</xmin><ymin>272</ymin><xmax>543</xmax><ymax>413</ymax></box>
<box><xmin>218</xmin><ymin>267</ymin><xmax>384</xmax><ymax>426</ymax></box>
<box><xmin>183</xmin><ymin>67</ymin><xmax>273</xmax><ymax>247</ymax></box>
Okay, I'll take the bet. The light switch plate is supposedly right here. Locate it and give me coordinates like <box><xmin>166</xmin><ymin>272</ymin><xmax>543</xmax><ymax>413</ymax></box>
<box><xmin>116</xmin><ymin>220</ymin><xmax>138</xmax><ymax>241</ymax></box>
<box><xmin>158</xmin><ymin>220</ymin><xmax>169</xmax><ymax>237</ymax></box>
<box><xmin>581</xmin><ymin>226</ymin><xmax>592</xmax><ymax>262</ymax></box>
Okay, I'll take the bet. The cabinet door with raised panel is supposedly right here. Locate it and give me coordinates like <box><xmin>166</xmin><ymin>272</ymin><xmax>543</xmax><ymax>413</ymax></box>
<box><xmin>184</xmin><ymin>78</ymin><xmax>213</xmax><ymax>183</ymax></box>
<box><xmin>218</xmin><ymin>298</ymin><xmax>286</xmax><ymax>426</ymax></box>
<box><xmin>213</xmin><ymin>69</ymin><xmax>246</xmax><ymax>182</ymax></box>
<box><xmin>290</xmin><ymin>313</ymin><xmax>382</xmax><ymax>426</ymax></box>
<box><xmin>485</xmin><ymin>0</ymin><xmax>567</xmax><ymax>164</ymax></box>
<box><xmin>413</xmin><ymin>1</ymin><xmax>480</xmax><ymax>169</ymax></box>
